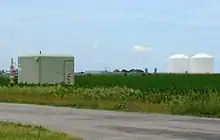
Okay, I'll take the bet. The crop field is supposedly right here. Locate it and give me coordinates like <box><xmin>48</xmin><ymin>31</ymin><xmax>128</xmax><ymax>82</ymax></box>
<box><xmin>1</xmin><ymin>74</ymin><xmax>220</xmax><ymax>90</ymax></box>
<box><xmin>75</xmin><ymin>74</ymin><xmax>220</xmax><ymax>91</ymax></box>
<box><xmin>0</xmin><ymin>74</ymin><xmax>219</xmax><ymax>117</ymax></box>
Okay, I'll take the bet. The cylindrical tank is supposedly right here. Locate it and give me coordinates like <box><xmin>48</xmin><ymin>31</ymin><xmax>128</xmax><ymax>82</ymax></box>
<box><xmin>190</xmin><ymin>53</ymin><xmax>214</xmax><ymax>74</ymax></box>
<box><xmin>168</xmin><ymin>54</ymin><xmax>189</xmax><ymax>73</ymax></box>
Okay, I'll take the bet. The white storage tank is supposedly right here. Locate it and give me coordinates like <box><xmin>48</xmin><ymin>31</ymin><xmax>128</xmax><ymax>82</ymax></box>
<box><xmin>168</xmin><ymin>53</ymin><xmax>189</xmax><ymax>73</ymax></box>
<box><xmin>18</xmin><ymin>54</ymin><xmax>74</xmax><ymax>84</ymax></box>
<box><xmin>190</xmin><ymin>53</ymin><xmax>214</xmax><ymax>74</ymax></box>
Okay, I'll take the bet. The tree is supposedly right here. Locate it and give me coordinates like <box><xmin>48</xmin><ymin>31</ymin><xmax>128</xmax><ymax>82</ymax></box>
<box><xmin>121</xmin><ymin>69</ymin><xmax>128</xmax><ymax>73</ymax></box>
<box><xmin>113</xmin><ymin>69</ymin><xmax>120</xmax><ymax>72</ymax></box>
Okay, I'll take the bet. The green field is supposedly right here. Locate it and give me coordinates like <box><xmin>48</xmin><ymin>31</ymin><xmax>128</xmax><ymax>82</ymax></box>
<box><xmin>3</xmin><ymin>74</ymin><xmax>220</xmax><ymax>90</ymax></box>
<box><xmin>75</xmin><ymin>74</ymin><xmax>220</xmax><ymax>91</ymax></box>
<box><xmin>0</xmin><ymin>74</ymin><xmax>219</xmax><ymax>117</ymax></box>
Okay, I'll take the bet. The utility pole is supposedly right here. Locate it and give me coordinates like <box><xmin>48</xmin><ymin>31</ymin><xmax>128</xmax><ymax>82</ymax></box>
<box><xmin>9</xmin><ymin>57</ymin><xmax>15</xmax><ymax>84</ymax></box>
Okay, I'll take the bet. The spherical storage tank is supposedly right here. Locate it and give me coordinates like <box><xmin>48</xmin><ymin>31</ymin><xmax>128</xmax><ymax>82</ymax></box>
<box><xmin>168</xmin><ymin>54</ymin><xmax>189</xmax><ymax>73</ymax></box>
<box><xmin>190</xmin><ymin>53</ymin><xmax>214</xmax><ymax>74</ymax></box>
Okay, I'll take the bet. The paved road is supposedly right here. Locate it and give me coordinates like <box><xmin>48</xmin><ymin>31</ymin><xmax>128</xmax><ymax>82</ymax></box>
<box><xmin>0</xmin><ymin>103</ymin><xmax>220</xmax><ymax>140</ymax></box>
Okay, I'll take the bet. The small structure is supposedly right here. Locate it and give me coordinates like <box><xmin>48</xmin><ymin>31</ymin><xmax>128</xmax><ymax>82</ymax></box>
<box><xmin>18</xmin><ymin>54</ymin><xmax>74</xmax><ymax>84</ymax></box>
<box><xmin>168</xmin><ymin>53</ymin><xmax>189</xmax><ymax>73</ymax></box>
<box><xmin>190</xmin><ymin>53</ymin><xmax>214</xmax><ymax>74</ymax></box>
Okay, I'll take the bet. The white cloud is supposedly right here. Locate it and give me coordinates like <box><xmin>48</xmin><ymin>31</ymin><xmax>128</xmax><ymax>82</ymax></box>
<box><xmin>133</xmin><ymin>45</ymin><xmax>152</xmax><ymax>53</ymax></box>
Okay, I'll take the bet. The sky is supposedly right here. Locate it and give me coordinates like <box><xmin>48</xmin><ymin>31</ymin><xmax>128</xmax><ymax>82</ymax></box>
<box><xmin>0</xmin><ymin>0</ymin><xmax>219</xmax><ymax>72</ymax></box>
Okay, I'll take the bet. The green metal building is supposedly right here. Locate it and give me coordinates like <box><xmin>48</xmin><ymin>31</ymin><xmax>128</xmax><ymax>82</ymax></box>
<box><xmin>18</xmin><ymin>54</ymin><xmax>74</xmax><ymax>84</ymax></box>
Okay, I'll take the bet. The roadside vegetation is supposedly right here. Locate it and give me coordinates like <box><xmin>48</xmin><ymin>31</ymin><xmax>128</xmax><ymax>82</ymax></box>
<box><xmin>0</xmin><ymin>84</ymin><xmax>219</xmax><ymax>117</ymax></box>
<box><xmin>0</xmin><ymin>121</ymin><xmax>81</xmax><ymax>140</ymax></box>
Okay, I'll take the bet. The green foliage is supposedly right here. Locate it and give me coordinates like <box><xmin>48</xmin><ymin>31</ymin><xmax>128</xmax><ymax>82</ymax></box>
<box><xmin>2</xmin><ymin>74</ymin><xmax>220</xmax><ymax>90</ymax></box>
<box><xmin>0</xmin><ymin>76</ymin><xmax>10</xmax><ymax>85</ymax></box>
<box><xmin>0</xmin><ymin>121</ymin><xmax>81</xmax><ymax>140</ymax></box>
<box><xmin>0</xmin><ymin>85</ymin><xmax>220</xmax><ymax>117</ymax></box>
<box><xmin>75</xmin><ymin>74</ymin><xmax>220</xmax><ymax>91</ymax></box>
<box><xmin>0</xmin><ymin>74</ymin><xmax>220</xmax><ymax>117</ymax></box>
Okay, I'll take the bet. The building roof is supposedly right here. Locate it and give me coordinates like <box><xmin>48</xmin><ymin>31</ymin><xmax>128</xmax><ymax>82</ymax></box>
<box><xmin>192</xmin><ymin>53</ymin><xmax>213</xmax><ymax>59</ymax></box>
<box><xmin>19</xmin><ymin>54</ymin><xmax>74</xmax><ymax>58</ymax></box>
<box><xmin>169</xmin><ymin>54</ymin><xmax>189</xmax><ymax>59</ymax></box>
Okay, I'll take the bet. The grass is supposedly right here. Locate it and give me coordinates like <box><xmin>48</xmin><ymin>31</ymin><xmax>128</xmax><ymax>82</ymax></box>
<box><xmin>0</xmin><ymin>121</ymin><xmax>81</xmax><ymax>140</ymax></box>
<box><xmin>0</xmin><ymin>85</ymin><xmax>219</xmax><ymax>117</ymax></box>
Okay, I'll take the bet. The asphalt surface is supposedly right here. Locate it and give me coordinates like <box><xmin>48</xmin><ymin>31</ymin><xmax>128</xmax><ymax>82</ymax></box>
<box><xmin>0</xmin><ymin>103</ymin><xmax>220</xmax><ymax>140</ymax></box>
